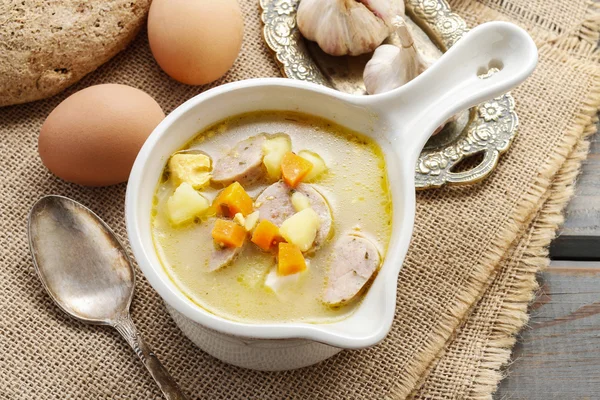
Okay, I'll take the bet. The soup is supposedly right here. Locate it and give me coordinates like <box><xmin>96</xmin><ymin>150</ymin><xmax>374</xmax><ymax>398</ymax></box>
<box><xmin>151</xmin><ymin>111</ymin><xmax>392</xmax><ymax>323</ymax></box>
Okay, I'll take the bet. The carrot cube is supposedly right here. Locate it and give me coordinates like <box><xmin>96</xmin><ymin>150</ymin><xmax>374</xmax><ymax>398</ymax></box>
<box><xmin>211</xmin><ymin>219</ymin><xmax>247</xmax><ymax>248</ymax></box>
<box><xmin>213</xmin><ymin>182</ymin><xmax>253</xmax><ymax>217</ymax></box>
<box><xmin>278</xmin><ymin>242</ymin><xmax>307</xmax><ymax>275</ymax></box>
<box><xmin>251</xmin><ymin>220</ymin><xmax>281</xmax><ymax>251</ymax></box>
<box><xmin>281</xmin><ymin>152</ymin><xmax>313</xmax><ymax>188</ymax></box>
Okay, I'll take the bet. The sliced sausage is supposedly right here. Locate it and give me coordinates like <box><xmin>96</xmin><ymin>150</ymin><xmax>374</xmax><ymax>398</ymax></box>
<box><xmin>255</xmin><ymin>182</ymin><xmax>332</xmax><ymax>250</ymax></box>
<box><xmin>322</xmin><ymin>234</ymin><xmax>381</xmax><ymax>306</ymax></box>
<box><xmin>212</xmin><ymin>134</ymin><xmax>267</xmax><ymax>187</ymax></box>
<box><xmin>208</xmin><ymin>244</ymin><xmax>242</xmax><ymax>272</ymax></box>
<box><xmin>255</xmin><ymin>181</ymin><xmax>294</xmax><ymax>224</ymax></box>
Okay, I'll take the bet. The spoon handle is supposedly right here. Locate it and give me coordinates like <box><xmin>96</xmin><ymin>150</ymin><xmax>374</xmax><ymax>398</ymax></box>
<box><xmin>114</xmin><ymin>314</ymin><xmax>188</xmax><ymax>400</ymax></box>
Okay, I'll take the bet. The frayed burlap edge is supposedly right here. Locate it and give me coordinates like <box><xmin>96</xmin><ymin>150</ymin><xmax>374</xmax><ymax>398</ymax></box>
<box><xmin>389</xmin><ymin>18</ymin><xmax>600</xmax><ymax>400</ymax></box>
<box><xmin>580</xmin><ymin>1</ymin><xmax>600</xmax><ymax>44</ymax></box>
<box><xmin>456</xmin><ymin>23</ymin><xmax>600</xmax><ymax>398</ymax></box>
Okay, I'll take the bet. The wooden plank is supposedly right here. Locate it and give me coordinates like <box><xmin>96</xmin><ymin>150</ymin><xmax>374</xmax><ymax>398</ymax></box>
<box><xmin>550</xmin><ymin>123</ymin><xmax>600</xmax><ymax>260</ymax></box>
<box><xmin>550</xmin><ymin>236</ymin><xmax>600</xmax><ymax>261</ymax></box>
<box><xmin>495</xmin><ymin>262</ymin><xmax>600</xmax><ymax>399</ymax></box>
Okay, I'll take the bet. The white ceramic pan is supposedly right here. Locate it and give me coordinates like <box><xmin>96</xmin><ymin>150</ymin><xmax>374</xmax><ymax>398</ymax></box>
<box><xmin>126</xmin><ymin>21</ymin><xmax>537</xmax><ymax>371</ymax></box>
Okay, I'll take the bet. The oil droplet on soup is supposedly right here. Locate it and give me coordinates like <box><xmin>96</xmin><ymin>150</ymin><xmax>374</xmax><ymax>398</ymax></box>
<box><xmin>151</xmin><ymin>111</ymin><xmax>392</xmax><ymax>323</ymax></box>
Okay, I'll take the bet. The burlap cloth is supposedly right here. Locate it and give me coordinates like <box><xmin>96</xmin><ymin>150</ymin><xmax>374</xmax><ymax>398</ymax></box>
<box><xmin>1</xmin><ymin>0</ymin><xmax>599</xmax><ymax>399</ymax></box>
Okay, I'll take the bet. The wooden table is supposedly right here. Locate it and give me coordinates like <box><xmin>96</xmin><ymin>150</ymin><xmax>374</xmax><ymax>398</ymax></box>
<box><xmin>496</xmin><ymin>129</ymin><xmax>600</xmax><ymax>398</ymax></box>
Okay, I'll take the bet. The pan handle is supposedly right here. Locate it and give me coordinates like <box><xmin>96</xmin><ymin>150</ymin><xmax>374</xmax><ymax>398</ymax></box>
<box><xmin>371</xmin><ymin>21</ymin><xmax>537</xmax><ymax>160</ymax></box>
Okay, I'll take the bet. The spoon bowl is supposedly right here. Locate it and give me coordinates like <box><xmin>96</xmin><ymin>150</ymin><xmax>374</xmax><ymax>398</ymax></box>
<box><xmin>28</xmin><ymin>195</ymin><xmax>187</xmax><ymax>400</ymax></box>
<box><xmin>29</xmin><ymin>195</ymin><xmax>134</xmax><ymax>324</ymax></box>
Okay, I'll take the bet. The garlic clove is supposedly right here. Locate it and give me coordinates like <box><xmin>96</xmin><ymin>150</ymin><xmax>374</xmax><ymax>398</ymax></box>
<box><xmin>363</xmin><ymin>16</ymin><xmax>429</xmax><ymax>94</ymax></box>
<box><xmin>363</xmin><ymin>45</ymin><xmax>404</xmax><ymax>94</ymax></box>
<box><xmin>297</xmin><ymin>0</ymin><xmax>404</xmax><ymax>56</ymax></box>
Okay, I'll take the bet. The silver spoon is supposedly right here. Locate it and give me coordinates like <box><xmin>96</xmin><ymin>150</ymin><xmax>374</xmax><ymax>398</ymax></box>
<box><xmin>28</xmin><ymin>195</ymin><xmax>187</xmax><ymax>400</ymax></box>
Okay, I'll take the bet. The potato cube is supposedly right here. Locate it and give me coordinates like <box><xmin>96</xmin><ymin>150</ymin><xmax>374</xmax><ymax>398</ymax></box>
<box><xmin>168</xmin><ymin>153</ymin><xmax>212</xmax><ymax>189</ymax></box>
<box><xmin>264</xmin><ymin>265</ymin><xmax>303</xmax><ymax>297</ymax></box>
<box><xmin>244</xmin><ymin>211</ymin><xmax>260</xmax><ymax>231</ymax></box>
<box><xmin>240</xmin><ymin>263</ymin><xmax>271</xmax><ymax>289</ymax></box>
<box><xmin>167</xmin><ymin>182</ymin><xmax>210</xmax><ymax>225</ymax></box>
<box><xmin>298</xmin><ymin>150</ymin><xmax>327</xmax><ymax>181</ymax></box>
<box><xmin>262</xmin><ymin>135</ymin><xmax>292</xmax><ymax>180</ymax></box>
<box><xmin>279</xmin><ymin>208</ymin><xmax>321</xmax><ymax>252</ymax></box>
<box><xmin>291</xmin><ymin>191</ymin><xmax>310</xmax><ymax>212</ymax></box>
<box><xmin>233</xmin><ymin>212</ymin><xmax>245</xmax><ymax>227</ymax></box>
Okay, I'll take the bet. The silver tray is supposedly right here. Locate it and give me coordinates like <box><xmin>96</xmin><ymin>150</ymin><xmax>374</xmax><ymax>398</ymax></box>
<box><xmin>259</xmin><ymin>0</ymin><xmax>518</xmax><ymax>189</ymax></box>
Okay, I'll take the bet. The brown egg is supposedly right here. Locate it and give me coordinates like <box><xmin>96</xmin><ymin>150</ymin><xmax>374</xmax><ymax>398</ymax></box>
<box><xmin>39</xmin><ymin>84</ymin><xmax>165</xmax><ymax>186</ymax></box>
<box><xmin>148</xmin><ymin>0</ymin><xmax>244</xmax><ymax>85</ymax></box>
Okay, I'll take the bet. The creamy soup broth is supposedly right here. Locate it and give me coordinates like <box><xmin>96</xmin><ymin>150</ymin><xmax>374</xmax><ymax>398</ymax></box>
<box><xmin>152</xmin><ymin>111</ymin><xmax>392</xmax><ymax>323</ymax></box>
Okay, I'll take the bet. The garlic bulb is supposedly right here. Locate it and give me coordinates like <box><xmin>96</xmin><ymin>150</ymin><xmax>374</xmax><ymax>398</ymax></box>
<box><xmin>363</xmin><ymin>16</ymin><xmax>430</xmax><ymax>94</ymax></box>
<box><xmin>297</xmin><ymin>0</ymin><xmax>405</xmax><ymax>56</ymax></box>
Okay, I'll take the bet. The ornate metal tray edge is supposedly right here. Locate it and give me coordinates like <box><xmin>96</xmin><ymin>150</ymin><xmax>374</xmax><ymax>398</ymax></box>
<box><xmin>259</xmin><ymin>0</ymin><xmax>518</xmax><ymax>190</ymax></box>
